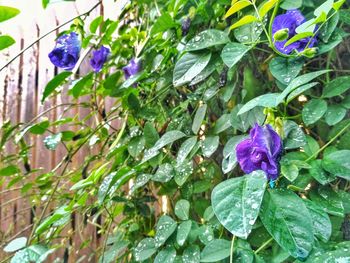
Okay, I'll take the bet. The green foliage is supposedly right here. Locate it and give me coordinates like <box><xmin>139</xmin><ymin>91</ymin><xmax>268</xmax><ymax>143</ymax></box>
<box><xmin>1</xmin><ymin>0</ymin><xmax>350</xmax><ymax>262</ymax></box>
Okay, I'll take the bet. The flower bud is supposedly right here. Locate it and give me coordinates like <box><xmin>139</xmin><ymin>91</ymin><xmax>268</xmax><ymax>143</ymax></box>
<box><xmin>273</xmin><ymin>28</ymin><xmax>289</xmax><ymax>41</ymax></box>
<box><xmin>300</xmin><ymin>47</ymin><xmax>318</xmax><ymax>58</ymax></box>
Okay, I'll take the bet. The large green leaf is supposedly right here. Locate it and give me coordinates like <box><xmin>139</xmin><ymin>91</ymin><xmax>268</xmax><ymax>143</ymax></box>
<box><xmin>183</xmin><ymin>245</ymin><xmax>200</xmax><ymax>263</ymax></box>
<box><xmin>0</xmin><ymin>35</ymin><xmax>15</xmax><ymax>50</ymax></box>
<box><xmin>260</xmin><ymin>189</ymin><xmax>314</xmax><ymax>259</ymax></box>
<box><xmin>303</xmin><ymin>199</ymin><xmax>331</xmax><ymax>243</ymax></box>
<box><xmin>42</xmin><ymin>72</ymin><xmax>72</xmax><ymax>103</ymax></box>
<box><xmin>211</xmin><ymin>171</ymin><xmax>267</xmax><ymax>239</ymax></box>
<box><xmin>302</xmin><ymin>99</ymin><xmax>328</xmax><ymax>126</ymax></box>
<box><xmin>154</xmin><ymin>215</ymin><xmax>177</xmax><ymax>247</ymax></box>
<box><xmin>324</xmin><ymin>105</ymin><xmax>347</xmax><ymax>126</ymax></box>
<box><xmin>200</xmin><ymin>239</ymin><xmax>231</xmax><ymax>262</ymax></box>
<box><xmin>306</xmin><ymin>247</ymin><xmax>350</xmax><ymax>263</ymax></box>
<box><xmin>185</xmin><ymin>29</ymin><xmax>230</xmax><ymax>51</ymax></box>
<box><xmin>153</xmin><ymin>163</ymin><xmax>175</xmax><ymax>183</ymax></box>
<box><xmin>221</xmin><ymin>42</ymin><xmax>250</xmax><ymax>68</ymax></box>
<box><xmin>0</xmin><ymin>6</ymin><xmax>20</xmax><ymax>22</ymax></box>
<box><xmin>269</xmin><ymin>57</ymin><xmax>304</xmax><ymax>85</ymax></box>
<box><xmin>237</xmin><ymin>93</ymin><xmax>280</xmax><ymax>115</ymax></box>
<box><xmin>322</xmin><ymin>76</ymin><xmax>350</xmax><ymax>98</ymax></box>
<box><xmin>173</xmin><ymin>52</ymin><xmax>212</xmax><ymax>87</ymax></box>
<box><xmin>134</xmin><ymin>238</ymin><xmax>157</xmax><ymax>261</ymax></box>
<box><xmin>322</xmin><ymin>150</ymin><xmax>350</xmax><ymax>180</ymax></box>
<box><xmin>283</xmin><ymin>120</ymin><xmax>306</xmax><ymax>150</ymax></box>
<box><xmin>310</xmin><ymin>187</ymin><xmax>344</xmax><ymax>217</ymax></box>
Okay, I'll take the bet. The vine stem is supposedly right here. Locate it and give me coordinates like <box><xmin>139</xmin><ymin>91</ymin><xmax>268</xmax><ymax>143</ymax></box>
<box><xmin>255</xmin><ymin>237</ymin><xmax>274</xmax><ymax>254</ymax></box>
<box><xmin>305</xmin><ymin>122</ymin><xmax>350</xmax><ymax>162</ymax></box>
<box><xmin>0</xmin><ymin>0</ymin><xmax>102</xmax><ymax>72</ymax></box>
<box><xmin>229</xmin><ymin>235</ymin><xmax>236</xmax><ymax>263</ymax></box>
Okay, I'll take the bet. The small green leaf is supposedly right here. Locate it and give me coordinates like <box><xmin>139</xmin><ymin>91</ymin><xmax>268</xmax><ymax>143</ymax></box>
<box><xmin>202</xmin><ymin>136</ymin><xmax>219</xmax><ymax>158</ymax></box>
<box><xmin>0</xmin><ymin>6</ymin><xmax>20</xmax><ymax>22</ymax></box>
<box><xmin>185</xmin><ymin>30</ymin><xmax>230</xmax><ymax>51</ymax></box>
<box><xmin>221</xmin><ymin>42</ymin><xmax>250</xmax><ymax>68</ymax></box>
<box><xmin>43</xmin><ymin>133</ymin><xmax>62</xmax><ymax>150</ymax></box>
<box><xmin>302</xmin><ymin>99</ymin><xmax>328</xmax><ymax>126</ymax></box>
<box><xmin>177</xmin><ymin>137</ymin><xmax>197</xmax><ymax>164</ymax></box>
<box><xmin>237</xmin><ymin>93</ymin><xmax>280</xmax><ymax>115</ymax></box>
<box><xmin>310</xmin><ymin>187</ymin><xmax>344</xmax><ymax>217</ymax></box>
<box><xmin>325</xmin><ymin>105</ymin><xmax>347</xmax><ymax>126</ymax></box>
<box><xmin>176</xmin><ymin>220</ymin><xmax>192</xmax><ymax>246</ymax></box>
<box><xmin>42</xmin><ymin>72</ymin><xmax>72</xmax><ymax>103</ymax></box>
<box><xmin>90</xmin><ymin>15</ymin><xmax>103</xmax><ymax>33</ymax></box>
<box><xmin>173</xmin><ymin>52</ymin><xmax>212</xmax><ymax>87</ymax></box>
<box><xmin>151</xmin><ymin>13</ymin><xmax>177</xmax><ymax>34</ymax></box>
<box><xmin>322</xmin><ymin>150</ymin><xmax>350</xmax><ymax>180</ymax></box>
<box><xmin>284</xmin><ymin>32</ymin><xmax>314</xmax><ymax>48</ymax></box>
<box><xmin>134</xmin><ymin>238</ymin><xmax>157</xmax><ymax>261</ymax></box>
<box><xmin>175</xmin><ymin>199</ymin><xmax>190</xmax><ymax>220</ymax></box>
<box><xmin>200</xmin><ymin>239</ymin><xmax>231</xmax><ymax>262</ymax></box>
<box><xmin>230</xmin><ymin>15</ymin><xmax>258</xmax><ymax>30</ymax></box>
<box><xmin>183</xmin><ymin>245</ymin><xmax>200</xmax><ymax>262</ymax></box>
<box><xmin>322</xmin><ymin>76</ymin><xmax>350</xmax><ymax>98</ymax></box>
<box><xmin>192</xmin><ymin>104</ymin><xmax>207</xmax><ymax>134</ymax></box>
<box><xmin>154</xmin><ymin>215</ymin><xmax>177</xmax><ymax>247</ymax></box>
<box><xmin>225</xmin><ymin>1</ymin><xmax>252</xmax><ymax>18</ymax></box>
<box><xmin>309</xmin><ymin>160</ymin><xmax>336</xmax><ymax>185</ymax></box>
<box><xmin>0</xmin><ymin>35</ymin><xmax>15</xmax><ymax>50</ymax></box>
<box><xmin>0</xmin><ymin>165</ymin><xmax>20</xmax><ymax>176</ymax></box>
<box><xmin>259</xmin><ymin>0</ymin><xmax>279</xmax><ymax>17</ymax></box>
<box><xmin>4</xmin><ymin>237</ymin><xmax>27</xmax><ymax>252</ymax></box>
<box><xmin>269</xmin><ymin>57</ymin><xmax>304</xmax><ymax>85</ymax></box>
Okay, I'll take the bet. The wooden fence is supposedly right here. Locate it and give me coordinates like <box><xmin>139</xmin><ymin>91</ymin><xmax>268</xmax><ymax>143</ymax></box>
<box><xmin>0</xmin><ymin>0</ymin><xmax>128</xmax><ymax>261</ymax></box>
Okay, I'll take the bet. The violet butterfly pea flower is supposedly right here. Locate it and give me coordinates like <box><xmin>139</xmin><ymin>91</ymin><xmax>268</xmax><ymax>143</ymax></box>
<box><xmin>48</xmin><ymin>32</ymin><xmax>81</xmax><ymax>70</ymax></box>
<box><xmin>181</xmin><ymin>17</ymin><xmax>191</xmax><ymax>36</ymax></box>
<box><xmin>236</xmin><ymin>124</ymin><xmax>283</xmax><ymax>181</ymax></box>
<box><xmin>272</xmin><ymin>10</ymin><xmax>317</xmax><ymax>55</ymax></box>
<box><xmin>90</xmin><ymin>46</ymin><xmax>110</xmax><ymax>72</ymax></box>
<box><xmin>122</xmin><ymin>59</ymin><xmax>141</xmax><ymax>80</ymax></box>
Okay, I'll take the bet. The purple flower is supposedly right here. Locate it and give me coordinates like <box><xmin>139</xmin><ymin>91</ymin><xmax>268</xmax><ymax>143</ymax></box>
<box><xmin>236</xmin><ymin>124</ymin><xmax>283</xmax><ymax>180</ymax></box>
<box><xmin>272</xmin><ymin>10</ymin><xmax>317</xmax><ymax>55</ymax></box>
<box><xmin>48</xmin><ymin>32</ymin><xmax>81</xmax><ymax>70</ymax></box>
<box><xmin>122</xmin><ymin>59</ymin><xmax>141</xmax><ymax>80</ymax></box>
<box><xmin>182</xmin><ymin>17</ymin><xmax>191</xmax><ymax>36</ymax></box>
<box><xmin>90</xmin><ymin>46</ymin><xmax>110</xmax><ymax>72</ymax></box>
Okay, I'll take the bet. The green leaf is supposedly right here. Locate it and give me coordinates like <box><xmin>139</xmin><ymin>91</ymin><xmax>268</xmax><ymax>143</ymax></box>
<box><xmin>151</xmin><ymin>13</ymin><xmax>177</xmax><ymax>35</ymax></box>
<box><xmin>269</xmin><ymin>57</ymin><xmax>304</xmax><ymax>85</ymax></box>
<box><xmin>154</xmin><ymin>130</ymin><xmax>186</xmax><ymax>150</ymax></box>
<box><xmin>322</xmin><ymin>76</ymin><xmax>350</xmax><ymax>98</ymax></box>
<box><xmin>314</xmin><ymin>0</ymin><xmax>334</xmax><ymax>17</ymax></box>
<box><xmin>176</xmin><ymin>220</ymin><xmax>192</xmax><ymax>246</ymax></box>
<box><xmin>309</xmin><ymin>159</ymin><xmax>335</xmax><ymax>185</ymax></box>
<box><xmin>99</xmin><ymin>240</ymin><xmax>129</xmax><ymax>263</ymax></box>
<box><xmin>259</xmin><ymin>0</ymin><xmax>279</xmax><ymax>17</ymax></box>
<box><xmin>286</xmin><ymin>82</ymin><xmax>319</xmax><ymax>103</ymax></box>
<box><xmin>35</xmin><ymin>206</ymin><xmax>70</xmax><ymax>235</ymax></box>
<box><xmin>0</xmin><ymin>165</ymin><xmax>20</xmax><ymax>176</ymax></box>
<box><xmin>320</xmin><ymin>12</ymin><xmax>339</xmax><ymax>42</ymax></box>
<box><xmin>144</xmin><ymin>122</ymin><xmax>159</xmax><ymax>148</ymax></box>
<box><xmin>11</xmin><ymin>244</ymin><xmax>50</xmax><ymax>263</ymax></box>
<box><xmin>131</xmin><ymin>174</ymin><xmax>152</xmax><ymax>193</ymax></box>
<box><xmin>211</xmin><ymin>170</ymin><xmax>267</xmax><ymax>239</ymax></box>
<box><xmin>310</xmin><ymin>187</ymin><xmax>344</xmax><ymax>217</ymax></box>
<box><xmin>283</xmin><ymin>120</ymin><xmax>306</xmax><ymax>150</ymax></box>
<box><xmin>185</xmin><ymin>29</ymin><xmax>230</xmax><ymax>51</ymax></box>
<box><xmin>183</xmin><ymin>245</ymin><xmax>200</xmax><ymax>263</ymax></box>
<box><xmin>303</xmin><ymin>199</ymin><xmax>331</xmax><ymax>243</ymax></box>
<box><xmin>153</xmin><ymin>163</ymin><xmax>175</xmax><ymax>183</ymax></box>
<box><xmin>69</xmin><ymin>73</ymin><xmax>93</xmax><ymax>98</ymax></box>
<box><xmin>302</xmin><ymin>99</ymin><xmax>328</xmax><ymax>126</ymax></box>
<box><xmin>173</xmin><ymin>52</ymin><xmax>212</xmax><ymax>87</ymax></box>
<box><xmin>4</xmin><ymin>237</ymin><xmax>27</xmax><ymax>252</ymax></box>
<box><xmin>225</xmin><ymin>1</ymin><xmax>252</xmax><ymax>18</ymax></box>
<box><xmin>134</xmin><ymin>238</ymin><xmax>157</xmax><ymax>261</ymax></box>
<box><xmin>0</xmin><ymin>6</ymin><xmax>20</xmax><ymax>22</ymax></box>
<box><xmin>284</xmin><ymin>32</ymin><xmax>314</xmax><ymax>47</ymax></box>
<box><xmin>260</xmin><ymin>189</ymin><xmax>314</xmax><ymax>259</ymax></box>
<box><xmin>325</xmin><ymin>105</ymin><xmax>347</xmax><ymax>126</ymax></box>
<box><xmin>90</xmin><ymin>15</ymin><xmax>103</xmax><ymax>33</ymax></box>
<box><xmin>200</xmin><ymin>239</ymin><xmax>231</xmax><ymax>262</ymax></box>
<box><xmin>237</xmin><ymin>93</ymin><xmax>280</xmax><ymax>115</ymax></box>
<box><xmin>177</xmin><ymin>137</ymin><xmax>197</xmax><ymax>164</ymax></box>
<box><xmin>154</xmin><ymin>247</ymin><xmax>176</xmax><ymax>263</ymax></box>
<box><xmin>213</xmin><ymin>114</ymin><xmax>231</xmax><ymax>134</ymax></box>
<box><xmin>307</xmin><ymin>247</ymin><xmax>350</xmax><ymax>262</ymax></box>
<box><xmin>230</xmin><ymin>15</ymin><xmax>258</xmax><ymax>30</ymax></box>
<box><xmin>221</xmin><ymin>42</ymin><xmax>250</xmax><ymax>68</ymax></box>
<box><xmin>222</xmin><ymin>135</ymin><xmax>247</xmax><ymax>174</ymax></box>
<box><xmin>280</xmin><ymin>0</ymin><xmax>302</xmax><ymax>10</ymax></box>
<box><xmin>234</xmin><ymin>15</ymin><xmax>264</xmax><ymax>43</ymax></box>
<box><xmin>42</xmin><ymin>0</ymin><xmax>50</xmax><ymax>8</ymax></box>
<box><xmin>230</xmin><ymin>105</ymin><xmax>265</xmax><ymax>132</ymax></box>
<box><xmin>175</xmin><ymin>199</ymin><xmax>190</xmax><ymax>220</ymax></box>
<box><xmin>42</xmin><ymin>72</ymin><xmax>72</xmax><ymax>103</ymax></box>
<box><xmin>154</xmin><ymin>215</ymin><xmax>177</xmax><ymax>247</ymax></box>
<box><xmin>278</xmin><ymin>70</ymin><xmax>330</xmax><ymax>104</ymax></box>
<box><xmin>174</xmin><ymin>161</ymin><xmax>193</xmax><ymax>186</ymax></box>
<box><xmin>202</xmin><ymin>136</ymin><xmax>219</xmax><ymax>158</ymax></box>
<box><xmin>322</xmin><ymin>150</ymin><xmax>350</xmax><ymax>180</ymax></box>
<box><xmin>0</xmin><ymin>35</ymin><xmax>15</xmax><ymax>50</ymax></box>
<box><xmin>43</xmin><ymin>133</ymin><xmax>62</xmax><ymax>150</ymax></box>
<box><xmin>192</xmin><ymin>104</ymin><xmax>207</xmax><ymax>134</ymax></box>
